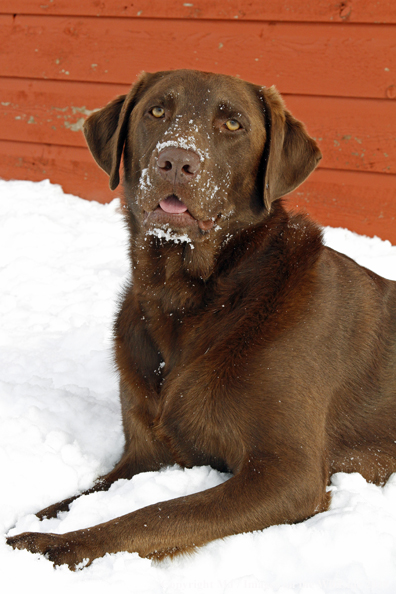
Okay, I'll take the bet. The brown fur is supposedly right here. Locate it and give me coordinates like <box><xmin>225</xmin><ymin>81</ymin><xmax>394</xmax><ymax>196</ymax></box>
<box><xmin>7</xmin><ymin>69</ymin><xmax>396</xmax><ymax>569</ymax></box>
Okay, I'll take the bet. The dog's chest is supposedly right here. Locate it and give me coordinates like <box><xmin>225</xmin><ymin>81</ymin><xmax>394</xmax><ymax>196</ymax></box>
<box><xmin>155</xmin><ymin>370</ymin><xmax>246</xmax><ymax>473</ymax></box>
<box><xmin>149</xmin><ymin>304</ymin><xmax>256</xmax><ymax>473</ymax></box>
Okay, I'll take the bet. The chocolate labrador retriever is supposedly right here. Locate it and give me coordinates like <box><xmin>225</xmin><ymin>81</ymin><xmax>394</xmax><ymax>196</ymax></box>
<box><xmin>8</xmin><ymin>69</ymin><xmax>396</xmax><ymax>569</ymax></box>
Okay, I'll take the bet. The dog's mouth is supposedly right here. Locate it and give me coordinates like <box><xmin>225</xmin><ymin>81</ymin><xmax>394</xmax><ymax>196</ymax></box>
<box><xmin>144</xmin><ymin>195</ymin><xmax>217</xmax><ymax>232</ymax></box>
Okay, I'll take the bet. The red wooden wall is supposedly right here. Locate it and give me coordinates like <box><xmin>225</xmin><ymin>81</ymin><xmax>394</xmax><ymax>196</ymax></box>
<box><xmin>0</xmin><ymin>1</ymin><xmax>395</xmax><ymax>242</ymax></box>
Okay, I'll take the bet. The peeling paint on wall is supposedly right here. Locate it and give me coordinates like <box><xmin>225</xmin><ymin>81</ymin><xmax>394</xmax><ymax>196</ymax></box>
<box><xmin>3</xmin><ymin>101</ymin><xmax>96</xmax><ymax>134</ymax></box>
<box><xmin>64</xmin><ymin>117</ymin><xmax>85</xmax><ymax>132</ymax></box>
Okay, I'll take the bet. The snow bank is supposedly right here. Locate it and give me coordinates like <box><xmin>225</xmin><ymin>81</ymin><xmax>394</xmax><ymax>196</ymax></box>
<box><xmin>1</xmin><ymin>179</ymin><xmax>396</xmax><ymax>594</ymax></box>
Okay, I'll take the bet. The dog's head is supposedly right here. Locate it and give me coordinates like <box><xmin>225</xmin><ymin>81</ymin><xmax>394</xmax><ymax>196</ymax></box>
<box><xmin>84</xmin><ymin>70</ymin><xmax>321</xmax><ymax>243</ymax></box>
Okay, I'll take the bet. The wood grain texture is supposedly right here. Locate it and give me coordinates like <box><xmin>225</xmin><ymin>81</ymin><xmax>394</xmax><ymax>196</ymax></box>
<box><xmin>288</xmin><ymin>169</ymin><xmax>396</xmax><ymax>241</ymax></box>
<box><xmin>284</xmin><ymin>94</ymin><xmax>396</xmax><ymax>175</ymax></box>
<box><xmin>1</xmin><ymin>78</ymin><xmax>395</xmax><ymax>175</ymax></box>
<box><xmin>1</xmin><ymin>0</ymin><xmax>395</xmax><ymax>24</ymax></box>
<box><xmin>0</xmin><ymin>78</ymin><xmax>129</xmax><ymax>147</ymax></box>
<box><xmin>0</xmin><ymin>15</ymin><xmax>395</xmax><ymax>99</ymax></box>
<box><xmin>0</xmin><ymin>139</ymin><xmax>119</xmax><ymax>203</ymax></box>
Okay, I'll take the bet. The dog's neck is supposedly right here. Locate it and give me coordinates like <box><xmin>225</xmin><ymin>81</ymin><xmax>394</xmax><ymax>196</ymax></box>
<box><xmin>126</xmin><ymin>202</ymin><xmax>288</xmax><ymax>316</ymax></box>
<box><xmin>131</xmin><ymin>233</ymin><xmax>218</xmax><ymax>313</ymax></box>
<box><xmin>121</xmin><ymin>203</ymin><xmax>324</xmax><ymax>375</ymax></box>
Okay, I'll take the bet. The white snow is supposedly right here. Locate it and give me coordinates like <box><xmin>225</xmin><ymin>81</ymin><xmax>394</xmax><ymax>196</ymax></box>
<box><xmin>1</xmin><ymin>178</ymin><xmax>396</xmax><ymax>593</ymax></box>
<box><xmin>145</xmin><ymin>225</ymin><xmax>194</xmax><ymax>247</ymax></box>
<box><xmin>156</xmin><ymin>138</ymin><xmax>210</xmax><ymax>162</ymax></box>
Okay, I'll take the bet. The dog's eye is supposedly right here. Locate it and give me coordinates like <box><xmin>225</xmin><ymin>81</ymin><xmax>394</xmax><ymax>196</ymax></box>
<box><xmin>225</xmin><ymin>119</ymin><xmax>241</xmax><ymax>131</ymax></box>
<box><xmin>150</xmin><ymin>107</ymin><xmax>165</xmax><ymax>118</ymax></box>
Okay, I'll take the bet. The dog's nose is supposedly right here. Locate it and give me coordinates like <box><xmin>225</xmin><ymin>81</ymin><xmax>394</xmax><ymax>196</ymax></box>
<box><xmin>157</xmin><ymin>147</ymin><xmax>201</xmax><ymax>184</ymax></box>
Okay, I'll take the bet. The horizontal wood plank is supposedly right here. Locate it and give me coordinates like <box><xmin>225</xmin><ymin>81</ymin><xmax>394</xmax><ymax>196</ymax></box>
<box><xmin>1</xmin><ymin>139</ymin><xmax>395</xmax><ymax>243</ymax></box>
<box><xmin>0</xmin><ymin>78</ymin><xmax>129</xmax><ymax>147</ymax></box>
<box><xmin>1</xmin><ymin>78</ymin><xmax>395</xmax><ymax>175</ymax></box>
<box><xmin>1</xmin><ymin>0</ymin><xmax>395</xmax><ymax>24</ymax></box>
<box><xmin>0</xmin><ymin>139</ymin><xmax>118</xmax><ymax>203</ymax></box>
<box><xmin>1</xmin><ymin>16</ymin><xmax>395</xmax><ymax>99</ymax></box>
<box><xmin>287</xmin><ymin>168</ymin><xmax>396</xmax><ymax>243</ymax></box>
<box><xmin>285</xmin><ymin>94</ymin><xmax>396</xmax><ymax>175</ymax></box>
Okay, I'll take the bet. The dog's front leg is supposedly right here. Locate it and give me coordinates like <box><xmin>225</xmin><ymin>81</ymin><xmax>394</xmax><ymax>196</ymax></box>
<box><xmin>34</xmin><ymin>376</ymin><xmax>175</xmax><ymax>520</ymax></box>
<box><xmin>7</xmin><ymin>457</ymin><xmax>329</xmax><ymax>569</ymax></box>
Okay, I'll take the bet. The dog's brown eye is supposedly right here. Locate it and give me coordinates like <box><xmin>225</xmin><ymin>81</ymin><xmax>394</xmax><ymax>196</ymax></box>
<box><xmin>225</xmin><ymin>119</ymin><xmax>241</xmax><ymax>131</ymax></box>
<box><xmin>150</xmin><ymin>107</ymin><xmax>165</xmax><ymax>118</ymax></box>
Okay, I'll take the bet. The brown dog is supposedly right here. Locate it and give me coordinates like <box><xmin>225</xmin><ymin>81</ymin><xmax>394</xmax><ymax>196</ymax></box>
<box><xmin>7</xmin><ymin>69</ymin><xmax>396</xmax><ymax>569</ymax></box>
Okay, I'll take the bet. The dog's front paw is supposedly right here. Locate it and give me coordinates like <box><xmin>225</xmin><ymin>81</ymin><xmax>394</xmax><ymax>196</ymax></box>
<box><xmin>35</xmin><ymin>496</ymin><xmax>76</xmax><ymax>520</ymax></box>
<box><xmin>7</xmin><ymin>531</ymin><xmax>92</xmax><ymax>570</ymax></box>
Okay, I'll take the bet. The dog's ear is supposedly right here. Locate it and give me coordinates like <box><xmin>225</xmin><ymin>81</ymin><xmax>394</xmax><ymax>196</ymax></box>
<box><xmin>259</xmin><ymin>86</ymin><xmax>322</xmax><ymax>211</ymax></box>
<box><xmin>83</xmin><ymin>73</ymin><xmax>150</xmax><ymax>190</ymax></box>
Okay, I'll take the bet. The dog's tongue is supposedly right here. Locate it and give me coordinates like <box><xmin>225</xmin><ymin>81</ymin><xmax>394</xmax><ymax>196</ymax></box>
<box><xmin>159</xmin><ymin>195</ymin><xmax>188</xmax><ymax>214</ymax></box>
